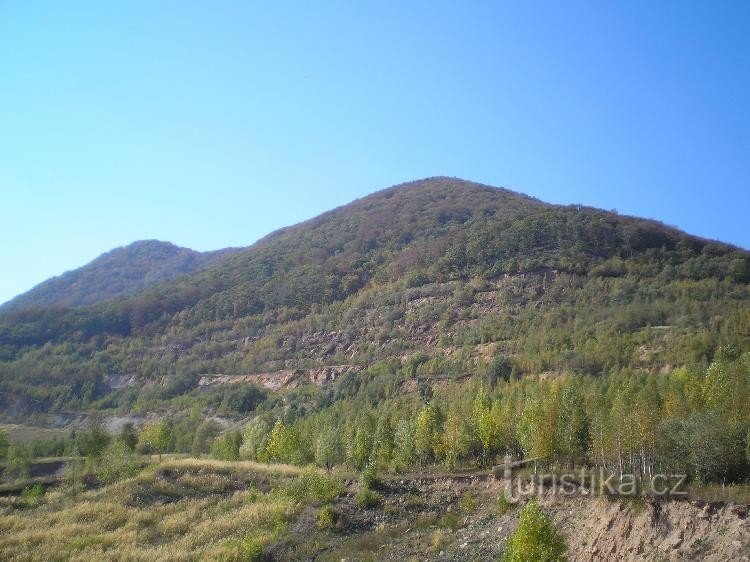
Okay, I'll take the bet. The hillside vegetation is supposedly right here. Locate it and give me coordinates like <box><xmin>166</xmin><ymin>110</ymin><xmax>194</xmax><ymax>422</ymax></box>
<box><xmin>0</xmin><ymin>178</ymin><xmax>747</xmax><ymax>417</ymax></box>
<box><xmin>0</xmin><ymin>240</ymin><xmax>236</xmax><ymax>313</ymax></box>
<box><xmin>1</xmin><ymin>177</ymin><xmax>749</xmax><ymax>560</ymax></box>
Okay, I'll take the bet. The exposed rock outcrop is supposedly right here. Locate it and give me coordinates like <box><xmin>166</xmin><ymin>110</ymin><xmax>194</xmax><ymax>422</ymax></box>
<box><xmin>197</xmin><ymin>365</ymin><xmax>364</xmax><ymax>391</ymax></box>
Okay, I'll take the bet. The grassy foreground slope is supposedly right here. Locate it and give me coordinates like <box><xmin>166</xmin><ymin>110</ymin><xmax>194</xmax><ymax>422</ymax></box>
<box><xmin>1</xmin><ymin>457</ymin><xmax>748</xmax><ymax>561</ymax></box>
<box><xmin>0</xmin><ymin>459</ymin><xmax>312</xmax><ymax>561</ymax></box>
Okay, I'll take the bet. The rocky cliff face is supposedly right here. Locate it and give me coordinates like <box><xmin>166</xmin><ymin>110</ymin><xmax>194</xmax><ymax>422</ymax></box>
<box><xmin>197</xmin><ymin>365</ymin><xmax>365</xmax><ymax>391</ymax></box>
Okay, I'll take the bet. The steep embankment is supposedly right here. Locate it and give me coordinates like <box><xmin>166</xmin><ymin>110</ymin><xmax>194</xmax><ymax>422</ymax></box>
<box><xmin>321</xmin><ymin>474</ymin><xmax>750</xmax><ymax>561</ymax></box>
<box><xmin>554</xmin><ymin>495</ymin><xmax>749</xmax><ymax>561</ymax></box>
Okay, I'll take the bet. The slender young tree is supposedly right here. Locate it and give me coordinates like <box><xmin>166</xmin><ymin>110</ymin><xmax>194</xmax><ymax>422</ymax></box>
<box><xmin>557</xmin><ymin>383</ymin><xmax>590</xmax><ymax>468</ymax></box>
<box><xmin>139</xmin><ymin>420</ymin><xmax>173</xmax><ymax>460</ymax></box>
<box><xmin>442</xmin><ymin>407</ymin><xmax>470</xmax><ymax>470</ymax></box>
<box><xmin>392</xmin><ymin>419</ymin><xmax>416</xmax><ymax>471</ymax></box>
<box><xmin>315</xmin><ymin>425</ymin><xmax>343</xmax><ymax>472</ymax></box>
<box><xmin>414</xmin><ymin>403</ymin><xmax>442</xmax><ymax>466</ymax></box>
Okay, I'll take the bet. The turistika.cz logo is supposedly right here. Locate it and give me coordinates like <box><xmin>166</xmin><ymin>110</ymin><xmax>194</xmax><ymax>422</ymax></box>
<box><xmin>501</xmin><ymin>468</ymin><xmax>688</xmax><ymax>502</ymax></box>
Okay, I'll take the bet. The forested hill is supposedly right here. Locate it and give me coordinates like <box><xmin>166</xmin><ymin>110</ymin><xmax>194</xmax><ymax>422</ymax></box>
<box><xmin>0</xmin><ymin>240</ymin><xmax>237</xmax><ymax>312</ymax></box>
<box><xmin>0</xmin><ymin>177</ymin><xmax>748</xmax><ymax>416</ymax></box>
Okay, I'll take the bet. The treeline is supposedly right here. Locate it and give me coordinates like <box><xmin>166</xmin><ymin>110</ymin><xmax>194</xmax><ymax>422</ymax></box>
<box><xmin>0</xmin><ymin>414</ymin><xmax>239</xmax><ymax>483</ymax></box>
<box><xmin>3</xmin><ymin>347</ymin><xmax>748</xmax><ymax>488</ymax></box>
<box><xmin>229</xmin><ymin>347</ymin><xmax>750</xmax><ymax>484</ymax></box>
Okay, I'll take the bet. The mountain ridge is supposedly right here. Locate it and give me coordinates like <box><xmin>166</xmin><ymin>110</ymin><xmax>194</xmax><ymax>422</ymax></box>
<box><xmin>0</xmin><ymin>177</ymin><xmax>748</xmax><ymax>417</ymax></box>
<box><xmin>4</xmin><ymin>177</ymin><xmax>746</xmax><ymax>316</ymax></box>
<box><xmin>0</xmin><ymin>240</ymin><xmax>239</xmax><ymax>312</ymax></box>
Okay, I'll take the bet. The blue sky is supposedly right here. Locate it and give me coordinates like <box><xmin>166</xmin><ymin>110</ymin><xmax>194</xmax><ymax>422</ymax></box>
<box><xmin>1</xmin><ymin>1</ymin><xmax>748</xmax><ymax>304</ymax></box>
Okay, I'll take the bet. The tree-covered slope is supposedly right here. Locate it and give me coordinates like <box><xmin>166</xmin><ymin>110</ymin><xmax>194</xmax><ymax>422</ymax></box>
<box><xmin>0</xmin><ymin>177</ymin><xmax>748</xmax><ymax>416</ymax></box>
<box><xmin>0</xmin><ymin>240</ymin><xmax>237</xmax><ymax>312</ymax></box>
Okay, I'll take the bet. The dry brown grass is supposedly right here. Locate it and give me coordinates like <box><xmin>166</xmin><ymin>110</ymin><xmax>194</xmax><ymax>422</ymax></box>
<box><xmin>0</xmin><ymin>458</ymin><xmax>306</xmax><ymax>561</ymax></box>
<box><xmin>684</xmin><ymin>483</ymin><xmax>750</xmax><ymax>505</ymax></box>
<box><xmin>0</xmin><ymin>424</ymin><xmax>69</xmax><ymax>444</ymax></box>
<box><xmin>159</xmin><ymin>457</ymin><xmax>305</xmax><ymax>476</ymax></box>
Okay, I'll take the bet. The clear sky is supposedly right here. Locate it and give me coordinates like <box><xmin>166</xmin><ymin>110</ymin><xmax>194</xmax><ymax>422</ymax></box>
<box><xmin>1</xmin><ymin>1</ymin><xmax>748</xmax><ymax>305</ymax></box>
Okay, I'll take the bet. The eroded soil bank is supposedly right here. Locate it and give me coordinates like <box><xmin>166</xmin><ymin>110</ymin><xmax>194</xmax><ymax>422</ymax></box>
<box><xmin>291</xmin><ymin>474</ymin><xmax>749</xmax><ymax>561</ymax></box>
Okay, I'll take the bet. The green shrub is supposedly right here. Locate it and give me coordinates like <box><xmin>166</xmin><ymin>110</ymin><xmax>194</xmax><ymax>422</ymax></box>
<box><xmin>497</xmin><ymin>491</ymin><xmax>517</xmax><ymax>515</ymax></box>
<box><xmin>67</xmin><ymin>534</ymin><xmax>110</xmax><ymax>552</ymax></box>
<box><xmin>459</xmin><ymin>492</ymin><xmax>477</xmax><ymax>514</ymax></box>
<box><xmin>239</xmin><ymin>536</ymin><xmax>264</xmax><ymax>561</ymax></box>
<box><xmin>316</xmin><ymin>504</ymin><xmax>336</xmax><ymax>530</ymax></box>
<box><xmin>0</xmin><ymin>428</ymin><xmax>9</xmax><ymax>459</ymax></box>
<box><xmin>403</xmin><ymin>493</ymin><xmax>427</xmax><ymax>510</ymax></box>
<box><xmin>246</xmin><ymin>485</ymin><xmax>262</xmax><ymax>503</ymax></box>
<box><xmin>76</xmin><ymin>419</ymin><xmax>111</xmax><ymax>458</ymax></box>
<box><xmin>361</xmin><ymin>463</ymin><xmax>380</xmax><ymax>489</ymax></box>
<box><xmin>355</xmin><ymin>487</ymin><xmax>381</xmax><ymax>509</ymax></box>
<box><xmin>210</xmin><ymin>430</ymin><xmax>242</xmax><ymax>461</ymax></box>
<box><xmin>21</xmin><ymin>483</ymin><xmax>45</xmax><ymax>501</ymax></box>
<box><xmin>97</xmin><ymin>440</ymin><xmax>141</xmax><ymax>484</ymax></box>
<box><xmin>5</xmin><ymin>444</ymin><xmax>31</xmax><ymax>480</ymax></box>
<box><xmin>275</xmin><ymin>469</ymin><xmax>343</xmax><ymax>505</ymax></box>
<box><xmin>502</xmin><ymin>500</ymin><xmax>567</xmax><ymax>562</ymax></box>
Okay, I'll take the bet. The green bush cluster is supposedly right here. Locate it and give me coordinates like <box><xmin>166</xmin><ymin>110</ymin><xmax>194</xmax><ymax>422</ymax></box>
<box><xmin>274</xmin><ymin>469</ymin><xmax>343</xmax><ymax>506</ymax></box>
<box><xmin>355</xmin><ymin>487</ymin><xmax>381</xmax><ymax>509</ymax></box>
<box><xmin>316</xmin><ymin>504</ymin><xmax>336</xmax><ymax>530</ymax></box>
<box><xmin>502</xmin><ymin>500</ymin><xmax>567</xmax><ymax>562</ymax></box>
